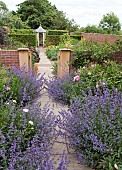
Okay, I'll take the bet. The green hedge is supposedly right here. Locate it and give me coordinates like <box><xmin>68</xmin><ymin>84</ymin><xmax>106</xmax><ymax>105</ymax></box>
<box><xmin>47</xmin><ymin>30</ymin><xmax>69</xmax><ymax>35</ymax></box>
<box><xmin>8</xmin><ymin>34</ymin><xmax>37</xmax><ymax>47</ymax></box>
<box><xmin>9</xmin><ymin>29</ymin><xmax>34</xmax><ymax>34</ymax></box>
<box><xmin>46</xmin><ymin>35</ymin><xmax>61</xmax><ymax>46</ymax></box>
<box><xmin>70</xmin><ymin>35</ymin><xmax>81</xmax><ymax>40</ymax></box>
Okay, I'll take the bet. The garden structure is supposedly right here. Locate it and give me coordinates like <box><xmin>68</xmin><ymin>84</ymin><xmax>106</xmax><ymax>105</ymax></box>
<box><xmin>35</xmin><ymin>25</ymin><xmax>46</xmax><ymax>47</ymax></box>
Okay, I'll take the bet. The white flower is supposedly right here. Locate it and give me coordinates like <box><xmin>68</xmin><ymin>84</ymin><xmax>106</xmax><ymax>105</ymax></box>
<box><xmin>23</xmin><ymin>108</ymin><xmax>29</xmax><ymax>113</ymax></box>
<box><xmin>114</xmin><ymin>164</ymin><xmax>118</xmax><ymax>170</ymax></box>
<box><xmin>102</xmin><ymin>82</ymin><xmax>106</xmax><ymax>85</ymax></box>
<box><xmin>91</xmin><ymin>64</ymin><xmax>96</xmax><ymax>68</ymax></box>
<box><xmin>28</xmin><ymin>120</ymin><xmax>34</xmax><ymax>125</ymax></box>
<box><xmin>88</xmin><ymin>72</ymin><xmax>91</xmax><ymax>75</ymax></box>
<box><xmin>31</xmin><ymin>127</ymin><xmax>34</xmax><ymax>130</ymax></box>
<box><xmin>12</xmin><ymin>100</ymin><xmax>17</xmax><ymax>103</ymax></box>
<box><xmin>6</xmin><ymin>102</ymin><xmax>9</xmax><ymax>105</ymax></box>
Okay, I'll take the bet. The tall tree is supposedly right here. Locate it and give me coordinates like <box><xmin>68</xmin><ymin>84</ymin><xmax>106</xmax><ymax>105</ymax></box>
<box><xmin>16</xmin><ymin>0</ymin><xmax>79</xmax><ymax>30</ymax></box>
<box><xmin>99</xmin><ymin>12</ymin><xmax>121</xmax><ymax>34</ymax></box>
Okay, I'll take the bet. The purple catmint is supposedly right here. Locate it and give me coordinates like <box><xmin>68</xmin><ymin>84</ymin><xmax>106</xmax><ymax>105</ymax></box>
<box><xmin>58</xmin><ymin>87</ymin><xmax>122</xmax><ymax>169</ymax></box>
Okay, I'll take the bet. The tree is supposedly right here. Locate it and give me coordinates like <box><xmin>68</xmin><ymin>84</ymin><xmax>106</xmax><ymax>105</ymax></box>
<box><xmin>16</xmin><ymin>0</ymin><xmax>79</xmax><ymax>30</ymax></box>
<box><xmin>0</xmin><ymin>1</ymin><xmax>29</xmax><ymax>29</ymax></box>
<box><xmin>79</xmin><ymin>25</ymin><xmax>106</xmax><ymax>34</ymax></box>
<box><xmin>0</xmin><ymin>1</ymin><xmax>8</xmax><ymax>14</ymax></box>
<box><xmin>99</xmin><ymin>12</ymin><xmax>121</xmax><ymax>34</ymax></box>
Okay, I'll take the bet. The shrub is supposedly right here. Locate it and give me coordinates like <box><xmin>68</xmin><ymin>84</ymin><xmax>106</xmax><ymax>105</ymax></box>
<box><xmin>46</xmin><ymin>45</ymin><xmax>59</xmax><ymax>60</ymax></box>
<box><xmin>29</xmin><ymin>47</ymin><xmax>40</xmax><ymax>66</ymax></box>
<box><xmin>72</xmin><ymin>40</ymin><xmax>115</xmax><ymax>68</ymax></box>
<box><xmin>59</xmin><ymin>87</ymin><xmax>122</xmax><ymax>169</ymax></box>
<box><xmin>79</xmin><ymin>61</ymin><xmax>122</xmax><ymax>93</ymax></box>
<box><xmin>47</xmin><ymin>61</ymin><xmax>122</xmax><ymax>105</ymax></box>
<box><xmin>0</xmin><ymin>28</ymin><xmax>7</xmax><ymax>45</ymax></box>
<box><xmin>51</xmin><ymin>61</ymin><xmax>58</xmax><ymax>77</ymax></box>
<box><xmin>47</xmin><ymin>74</ymin><xmax>75</xmax><ymax>105</ymax></box>
<box><xmin>0</xmin><ymin>67</ymin><xmax>45</xmax><ymax>106</ymax></box>
<box><xmin>0</xmin><ymin>102</ymin><xmax>68</xmax><ymax>169</ymax></box>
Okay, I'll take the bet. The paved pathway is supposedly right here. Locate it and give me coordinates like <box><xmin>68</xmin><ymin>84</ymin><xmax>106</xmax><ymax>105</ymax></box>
<box><xmin>37</xmin><ymin>46</ymin><xmax>93</xmax><ymax>170</ymax></box>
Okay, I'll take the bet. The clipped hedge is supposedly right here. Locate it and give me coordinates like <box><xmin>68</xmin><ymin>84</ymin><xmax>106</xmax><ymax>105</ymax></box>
<box><xmin>9</xmin><ymin>29</ymin><xmax>34</xmax><ymax>34</ymax></box>
<box><xmin>8</xmin><ymin>33</ymin><xmax>37</xmax><ymax>47</ymax></box>
<box><xmin>47</xmin><ymin>30</ymin><xmax>69</xmax><ymax>35</ymax></box>
<box><xmin>46</xmin><ymin>35</ymin><xmax>61</xmax><ymax>46</ymax></box>
<box><xmin>70</xmin><ymin>35</ymin><xmax>81</xmax><ymax>40</ymax></box>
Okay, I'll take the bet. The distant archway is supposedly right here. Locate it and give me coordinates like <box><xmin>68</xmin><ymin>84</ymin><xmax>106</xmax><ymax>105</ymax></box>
<box><xmin>35</xmin><ymin>25</ymin><xmax>46</xmax><ymax>47</ymax></box>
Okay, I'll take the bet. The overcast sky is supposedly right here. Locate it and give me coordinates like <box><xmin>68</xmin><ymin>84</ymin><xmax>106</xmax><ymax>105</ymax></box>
<box><xmin>3</xmin><ymin>0</ymin><xmax>122</xmax><ymax>27</ymax></box>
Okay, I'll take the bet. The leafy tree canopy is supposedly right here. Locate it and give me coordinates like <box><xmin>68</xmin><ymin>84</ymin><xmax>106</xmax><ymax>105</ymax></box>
<box><xmin>99</xmin><ymin>12</ymin><xmax>121</xmax><ymax>34</ymax></box>
<box><xmin>79</xmin><ymin>25</ymin><xmax>106</xmax><ymax>34</ymax></box>
<box><xmin>16</xmin><ymin>0</ymin><xmax>79</xmax><ymax>30</ymax></box>
<box><xmin>0</xmin><ymin>1</ymin><xmax>29</xmax><ymax>29</ymax></box>
<box><xmin>0</xmin><ymin>1</ymin><xmax>8</xmax><ymax>14</ymax></box>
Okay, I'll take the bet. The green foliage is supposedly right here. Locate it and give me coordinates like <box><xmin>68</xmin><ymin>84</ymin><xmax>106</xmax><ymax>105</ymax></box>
<box><xmin>46</xmin><ymin>45</ymin><xmax>60</xmax><ymax>60</ymax></box>
<box><xmin>16</xmin><ymin>0</ymin><xmax>79</xmax><ymax>30</ymax></box>
<box><xmin>60</xmin><ymin>33</ymin><xmax>71</xmax><ymax>44</ymax></box>
<box><xmin>48</xmin><ymin>61</ymin><xmax>122</xmax><ymax>105</ymax></box>
<box><xmin>51</xmin><ymin>61</ymin><xmax>58</xmax><ymax>76</ymax></box>
<box><xmin>0</xmin><ymin>66</ymin><xmax>8</xmax><ymax>97</ymax></box>
<box><xmin>9</xmin><ymin>29</ymin><xmax>34</xmax><ymax>34</ymax></box>
<box><xmin>79</xmin><ymin>25</ymin><xmax>106</xmax><ymax>34</ymax></box>
<box><xmin>98</xmin><ymin>147</ymin><xmax>122</xmax><ymax>170</ymax></box>
<box><xmin>70</xmin><ymin>35</ymin><xmax>81</xmax><ymax>40</ymax></box>
<box><xmin>46</xmin><ymin>35</ymin><xmax>61</xmax><ymax>46</ymax></box>
<box><xmin>72</xmin><ymin>40</ymin><xmax>116</xmax><ymax>68</ymax></box>
<box><xmin>47</xmin><ymin>30</ymin><xmax>69</xmax><ymax>35</ymax></box>
<box><xmin>78</xmin><ymin>61</ymin><xmax>122</xmax><ymax>93</ymax></box>
<box><xmin>99</xmin><ymin>12</ymin><xmax>121</xmax><ymax>34</ymax></box>
<box><xmin>0</xmin><ymin>28</ymin><xmax>7</xmax><ymax>45</ymax></box>
<box><xmin>29</xmin><ymin>47</ymin><xmax>40</xmax><ymax>66</ymax></box>
<box><xmin>8</xmin><ymin>33</ymin><xmax>37</xmax><ymax>47</ymax></box>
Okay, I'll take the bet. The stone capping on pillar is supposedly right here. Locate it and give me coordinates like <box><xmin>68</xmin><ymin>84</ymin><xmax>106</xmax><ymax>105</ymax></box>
<box><xmin>59</xmin><ymin>48</ymin><xmax>71</xmax><ymax>51</ymax></box>
<box><xmin>18</xmin><ymin>48</ymin><xmax>31</xmax><ymax>71</ymax></box>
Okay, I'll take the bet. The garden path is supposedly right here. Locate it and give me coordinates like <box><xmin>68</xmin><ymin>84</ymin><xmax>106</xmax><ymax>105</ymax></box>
<box><xmin>37</xmin><ymin>46</ymin><xmax>93</xmax><ymax>170</ymax></box>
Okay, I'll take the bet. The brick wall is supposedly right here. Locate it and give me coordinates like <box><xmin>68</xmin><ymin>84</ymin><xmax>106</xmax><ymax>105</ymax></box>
<box><xmin>0</xmin><ymin>50</ymin><xmax>19</xmax><ymax>67</ymax></box>
<box><xmin>81</xmin><ymin>33</ymin><xmax>122</xmax><ymax>44</ymax></box>
<box><xmin>112</xmin><ymin>52</ymin><xmax>122</xmax><ymax>63</ymax></box>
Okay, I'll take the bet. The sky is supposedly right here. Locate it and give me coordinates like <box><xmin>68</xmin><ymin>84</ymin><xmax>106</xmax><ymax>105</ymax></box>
<box><xmin>3</xmin><ymin>0</ymin><xmax>122</xmax><ymax>27</ymax></box>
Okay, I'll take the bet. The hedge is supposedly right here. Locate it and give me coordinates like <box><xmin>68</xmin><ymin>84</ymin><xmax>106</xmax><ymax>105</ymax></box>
<box><xmin>8</xmin><ymin>34</ymin><xmax>37</xmax><ymax>47</ymax></box>
<box><xmin>9</xmin><ymin>29</ymin><xmax>34</xmax><ymax>34</ymax></box>
<box><xmin>70</xmin><ymin>35</ymin><xmax>81</xmax><ymax>40</ymax></box>
<box><xmin>47</xmin><ymin>30</ymin><xmax>69</xmax><ymax>35</ymax></box>
<box><xmin>46</xmin><ymin>35</ymin><xmax>61</xmax><ymax>46</ymax></box>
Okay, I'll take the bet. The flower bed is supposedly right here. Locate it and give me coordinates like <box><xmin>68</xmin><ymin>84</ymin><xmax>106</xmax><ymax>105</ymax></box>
<box><xmin>47</xmin><ymin>60</ymin><xmax>122</xmax><ymax>169</ymax></box>
<box><xmin>0</xmin><ymin>65</ymin><xmax>68</xmax><ymax>169</ymax></box>
<box><xmin>47</xmin><ymin>61</ymin><xmax>122</xmax><ymax>105</ymax></box>
<box><xmin>59</xmin><ymin>88</ymin><xmax>122</xmax><ymax>169</ymax></box>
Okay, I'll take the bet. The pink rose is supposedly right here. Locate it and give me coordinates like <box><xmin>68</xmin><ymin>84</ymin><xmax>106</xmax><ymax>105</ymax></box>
<box><xmin>73</xmin><ymin>75</ymin><xmax>80</xmax><ymax>82</ymax></box>
<box><xmin>5</xmin><ymin>86</ymin><xmax>11</xmax><ymax>91</ymax></box>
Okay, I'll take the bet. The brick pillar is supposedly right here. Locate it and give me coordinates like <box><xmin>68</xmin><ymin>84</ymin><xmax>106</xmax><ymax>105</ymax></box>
<box><xmin>57</xmin><ymin>48</ymin><xmax>73</xmax><ymax>78</ymax></box>
<box><xmin>18</xmin><ymin>48</ymin><xmax>31</xmax><ymax>71</ymax></box>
